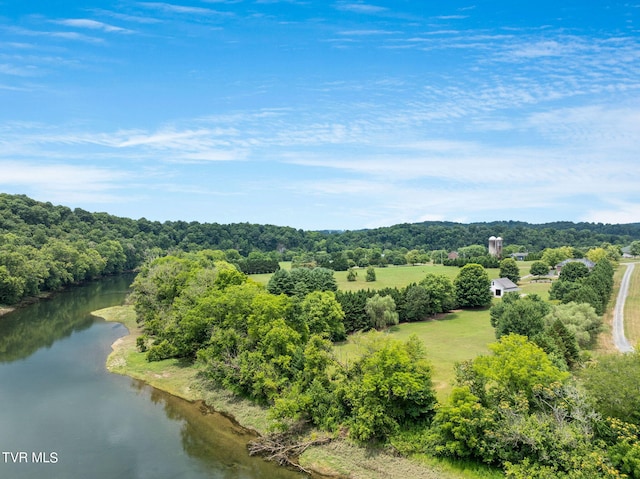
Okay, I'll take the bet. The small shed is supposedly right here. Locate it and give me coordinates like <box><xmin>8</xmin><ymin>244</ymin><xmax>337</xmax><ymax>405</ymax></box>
<box><xmin>510</xmin><ymin>252</ymin><xmax>529</xmax><ymax>261</ymax></box>
<box><xmin>491</xmin><ymin>278</ymin><xmax>520</xmax><ymax>297</ymax></box>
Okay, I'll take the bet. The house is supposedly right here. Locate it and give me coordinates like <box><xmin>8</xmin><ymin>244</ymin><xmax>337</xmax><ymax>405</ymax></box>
<box><xmin>510</xmin><ymin>252</ymin><xmax>529</xmax><ymax>261</ymax></box>
<box><xmin>448</xmin><ymin>251</ymin><xmax>459</xmax><ymax>260</ymax></box>
<box><xmin>555</xmin><ymin>258</ymin><xmax>595</xmax><ymax>274</ymax></box>
<box><xmin>491</xmin><ymin>278</ymin><xmax>520</xmax><ymax>297</ymax></box>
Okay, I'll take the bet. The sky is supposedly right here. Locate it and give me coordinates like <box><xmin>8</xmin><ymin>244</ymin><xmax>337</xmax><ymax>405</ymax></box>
<box><xmin>0</xmin><ymin>1</ymin><xmax>639</xmax><ymax>230</ymax></box>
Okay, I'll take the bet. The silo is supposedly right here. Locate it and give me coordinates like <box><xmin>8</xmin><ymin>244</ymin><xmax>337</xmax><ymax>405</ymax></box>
<box><xmin>495</xmin><ymin>237</ymin><xmax>503</xmax><ymax>258</ymax></box>
<box><xmin>488</xmin><ymin>236</ymin><xmax>497</xmax><ymax>256</ymax></box>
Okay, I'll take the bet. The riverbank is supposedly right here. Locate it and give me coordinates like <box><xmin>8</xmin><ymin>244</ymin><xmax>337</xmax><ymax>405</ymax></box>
<box><xmin>96</xmin><ymin>305</ymin><xmax>492</xmax><ymax>479</ymax></box>
<box><xmin>0</xmin><ymin>292</ymin><xmax>54</xmax><ymax>317</ymax></box>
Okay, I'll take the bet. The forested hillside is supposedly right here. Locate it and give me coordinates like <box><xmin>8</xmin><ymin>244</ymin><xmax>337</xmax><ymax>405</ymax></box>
<box><xmin>1</xmin><ymin>192</ymin><xmax>639</xmax><ymax>305</ymax></box>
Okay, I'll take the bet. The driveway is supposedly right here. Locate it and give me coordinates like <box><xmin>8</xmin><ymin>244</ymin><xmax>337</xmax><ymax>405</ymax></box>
<box><xmin>613</xmin><ymin>263</ymin><xmax>635</xmax><ymax>353</ymax></box>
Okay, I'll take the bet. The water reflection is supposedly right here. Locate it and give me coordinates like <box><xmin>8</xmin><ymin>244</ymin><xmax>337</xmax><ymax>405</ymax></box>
<box><xmin>0</xmin><ymin>275</ymin><xmax>133</xmax><ymax>363</ymax></box>
<box><xmin>128</xmin><ymin>379</ymin><xmax>303</xmax><ymax>479</ymax></box>
<box><xmin>0</xmin><ymin>275</ymin><xmax>305</xmax><ymax>479</ymax></box>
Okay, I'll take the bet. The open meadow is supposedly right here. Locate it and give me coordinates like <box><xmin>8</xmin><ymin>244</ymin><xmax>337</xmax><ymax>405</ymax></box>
<box><xmin>250</xmin><ymin>260</ymin><xmax>555</xmax><ymax>400</ymax></box>
<box><xmin>333</xmin><ymin>308</ymin><xmax>496</xmax><ymax>399</ymax></box>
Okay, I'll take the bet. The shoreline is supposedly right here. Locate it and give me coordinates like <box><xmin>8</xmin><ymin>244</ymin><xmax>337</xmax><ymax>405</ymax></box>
<box><xmin>96</xmin><ymin>304</ymin><xmax>471</xmax><ymax>479</ymax></box>
<box><xmin>0</xmin><ymin>292</ymin><xmax>54</xmax><ymax>317</ymax></box>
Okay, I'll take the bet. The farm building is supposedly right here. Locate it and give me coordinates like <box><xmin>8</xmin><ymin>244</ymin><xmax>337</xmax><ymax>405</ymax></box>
<box><xmin>555</xmin><ymin>258</ymin><xmax>595</xmax><ymax>273</ymax></box>
<box><xmin>491</xmin><ymin>278</ymin><xmax>520</xmax><ymax>297</ymax></box>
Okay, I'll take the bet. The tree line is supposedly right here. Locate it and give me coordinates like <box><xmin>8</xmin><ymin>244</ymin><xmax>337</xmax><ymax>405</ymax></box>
<box><xmin>0</xmin><ymin>192</ymin><xmax>636</xmax><ymax>305</ymax></box>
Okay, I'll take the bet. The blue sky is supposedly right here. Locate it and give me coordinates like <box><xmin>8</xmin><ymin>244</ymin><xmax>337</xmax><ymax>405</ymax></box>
<box><xmin>0</xmin><ymin>1</ymin><xmax>639</xmax><ymax>230</ymax></box>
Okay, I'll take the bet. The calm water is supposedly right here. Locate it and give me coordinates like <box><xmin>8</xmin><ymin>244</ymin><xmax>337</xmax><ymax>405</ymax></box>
<box><xmin>0</xmin><ymin>276</ymin><xmax>303</xmax><ymax>479</ymax></box>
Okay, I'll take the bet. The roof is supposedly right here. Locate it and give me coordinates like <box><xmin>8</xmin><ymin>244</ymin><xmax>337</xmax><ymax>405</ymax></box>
<box><xmin>556</xmin><ymin>258</ymin><xmax>595</xmax><ymax>268</ymax></box>
<box><xmin>492</xmin><ymin>278</ymin><xmax>519</xmax><ymax>290</ymax></box>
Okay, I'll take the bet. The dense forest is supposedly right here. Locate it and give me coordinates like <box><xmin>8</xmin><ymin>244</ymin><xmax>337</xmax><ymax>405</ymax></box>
<box><xmin>1</xmin><ymin>192</ymin><xmax>639</xmax><ymax>305</ymax></box>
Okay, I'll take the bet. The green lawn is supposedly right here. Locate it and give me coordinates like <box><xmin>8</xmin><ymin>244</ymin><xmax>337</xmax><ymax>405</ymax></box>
<box><xmin>251</xmin><ymin>263</ymin><xmax>502</xmax><ymax>291</ymax></box>
<box><xmin>333</xmin><ymin>308</ymin><xmax>496</xmax><ymax>400</ymax></box>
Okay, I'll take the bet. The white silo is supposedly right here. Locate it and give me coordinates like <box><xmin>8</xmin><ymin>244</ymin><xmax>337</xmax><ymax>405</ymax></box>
<box><xmin>495</xmin><ymin>237</ymin><xmax>503</xmax><ymax>258</ymax></box>
<box><xmin>488</xmin><ymin>236</ymin><xmax>497</xmax><ymax>256</ymax></box>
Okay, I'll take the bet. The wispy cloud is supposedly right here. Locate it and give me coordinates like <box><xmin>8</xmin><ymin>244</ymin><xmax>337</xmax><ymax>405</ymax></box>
<box><xmin>5</xmin><ymin>26</ymin><xmax>105</xmax><ymax>44</ymax></box>
<box><xmin>54</xmin><ymin>19</ymin><xmax>135</xmax><ymax>34</ymax></box>
<box><xmin>137</xmin><ymin>2</ymin><xmax>232</xmax><ymax>16</ymax></box>
<box><xmin>0</xmin><ymin>160</ymin><xmax>130</xmax><ymax>204</ymax></box>
<box><xmin>335</xmin><ymin>2</ymin><xmax>388</xmax><ymax>15</ymax></box>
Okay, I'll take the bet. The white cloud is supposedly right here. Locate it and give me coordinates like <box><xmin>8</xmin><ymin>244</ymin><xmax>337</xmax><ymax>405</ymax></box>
<box><xmin>583</xmin><ymin>201</ymin><xmax>640</xmax><ymax>224</ymax></box>
<box><xmin>137</xmin><ymin>2</ymin><xmax>231</xmax><ymax>16</ymax></box>
<box><xmin>335</xmin><ymin>2</ymin><xmax>388</xmax><ymax>14</ymax></box>
<box><xmin>54</xmin><ymin>19</ymin><xmax>134</xmax><ymax>34</ymax></box>
<box><xmin>0</xmin><ymin>161</ymin><xmax>130</xmax><ymax>204</ymax></box>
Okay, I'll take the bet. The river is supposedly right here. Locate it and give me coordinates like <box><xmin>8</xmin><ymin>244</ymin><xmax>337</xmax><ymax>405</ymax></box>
<box><xmin>0</xmin><ymin>275</ymin><xmax>303</xmax><ymax>479</ymax></box>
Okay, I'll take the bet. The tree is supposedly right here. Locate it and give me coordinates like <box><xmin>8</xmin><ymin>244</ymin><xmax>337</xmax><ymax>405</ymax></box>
<box><xmin>365</xmin><ymin>266</ymin><xmax>376</xmax><ymax>282</ymax></box>
<box><xmin>630</xmin><ymin>241</ymin><xmax>640</xmax><ymax>257</ymax></box>
<box><xmin>346</xmin><ymin>268</ymin><xmax>357</xmax><ymax>282</ymax></box>
<box><xmin>564</xmin><ymin>284</ymin><xmax>604</xmax><ymax>315</ymax></box>
<box><xmin>406</xmin><ymin>249</ymin><xmax>424</xmax><ymax>265</ymax></box>
<box><xmin>300</xmin><ymin>291</ymin><xmax>346</xmax><ymax>341</ymax></box>
<box><xmin>419</xmin><ymin>273</ymin><xmax>456</xmax><ymax>313</ymax></box>
<box><xmin>430</xmin><ymin>249</ymin><xmax>448</xmax><ymax>264</ymax></box>
<box><xmin>581</xmin><ymin>352</ymin><xmax>640</xmax><ymax>425</ymax></box>
<box><xmin>544</xmin><ymin>302</ymin><xmax>602</xmax><ymax>348</ymax></box>
<box><xmin>559</xmin><ymin>261</ymin><xmax>589</xmax><ymax>282</ymax></box>
<box><xmin>402</xmin><ymin>284</ymin><xmax>432</xmax><ymax>322</ymax></box>
<box><xmin>490</xmin><ymin>293</ymin><xmax>550</xmax><ymax>339</ymax></box>
<box><xmin>530</xmin><ymin>261</ymin><xmax>549</xmax><ymax>279</ymax></box>
<box><xmin>345</xmin><ymin>335</ymin><xmax>437</xmax><ymax>441</ymax></box>
<box><xmin>459</xmin><ymin>245</ymin><xmax>487</xmax><ymax>258</ymax></box>
<box><xmin>472</xmin><ymin>334</ymin><xmax>570</xmax><ymax>405</ymax></box>
<box><xmin>454</xmin><ymin>263</ymin><xmax>492</xmax><ymax>308</ymax></box>
<box><xmin>365</xmin><ymin>294</ymin><xmax>399</xmax><ymax>330</ymax></box>
<box><xmin>499</xmin><ymin>258</ymin><xmax>520</xmax><ymax>283</ymax></box>
<box><xmin>542</xmin><ymin>247</ymin><xmax>573</xmax><ymax>270</ymax></box>
<box><xmin>266</xmin><ymin>268</ymin><xmax>294</xmax><ymax>295</ymax></box>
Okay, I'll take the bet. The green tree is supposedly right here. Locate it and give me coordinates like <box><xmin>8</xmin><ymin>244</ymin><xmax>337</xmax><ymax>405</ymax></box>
<box><xmin>345</xmin><ymin>335</ymin><xmax>437</xmax><ymax>441</ymax></box>
<box><xmin>402</xmin><ymin>284</ymin><xmax>433</xmax><ymax>322</ymax></box>
<box><xmin>499</xmin><ymin>258</ymin><xmax>520</xmax><ymax>283</ymax></box>
<box><xmin>472</xmin><ymin>334</ymin><xmax>570</xmax><ymax>405</ymax></box>
<box><xmin>490</xmin><ymin>293</ymin><xmax>550</xmax><ymax>339</ymax></box>
<box><xmin>419</xmin><ymin>273</ymin><xmax>456</xmax><ymax>313</ymax></box>
<box><xmin>365</xmin><ymin>266</ymin><xmax>376</xmax><ymax>282</ymax></box>
<box><xmin>428</xmin><ymin>385</ymin><xmax>495</xmax><ymax>460</ymax></box>
<box><xmin>459</xmin><ymin>244</ymin><xmax>487</xmax><ymax>258</ymax></box>
<box><xmin>454</xmin><ymin>263</ymin><xmax>492</xmax><ymax>308</ymax></box>
<box><xmin>266</xmin><ymin>268</ymin><xmax>294</xmax><ymax>295</ymax></box>
<box><xmin>0</xmin><ymin>265</ymin><xmax>25</xmax><ymax>304</ymax></box>
<box><xmin>346</xmin><ymin>268</ymin><xmax>357</xmax><ymax>281</ymax></box>
<box><xmin>300</xmin><ymin>291</ymin><xmax>346</xmax><ymax>341</ymax></box>
<box><xmin>365</xmin><ymin>293</ymin><xmax>399</xmax><ymax>330</ymax></box>
<box><xmin>581</xmin><ymin>352</ymin><xmax>640</xmax><ymax>425</ymax></box>
<box><xmin>559</xmin><ymin>261</ymin><xmax>590</xmax><ymax>282</ymax></box>
<box><xmin>544</xmin><ymin>302</ymin><xmax>602</xmax><ymax>348</ymax></box>
<box><xmin>529</xmin><ymin>261</ymin><xmax>549</xmax><ymax>279</ymax></box>
<box><xmin>542</xmin><ymin>246</ymin><xmax>573</xmax><ymax>270</ymax></box>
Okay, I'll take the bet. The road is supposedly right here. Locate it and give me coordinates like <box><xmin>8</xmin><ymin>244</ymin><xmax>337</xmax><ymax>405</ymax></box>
<box><xmin>613</xmin><ymin>262</ymin><xmax>635</xmax><ymax>353</ymax></box>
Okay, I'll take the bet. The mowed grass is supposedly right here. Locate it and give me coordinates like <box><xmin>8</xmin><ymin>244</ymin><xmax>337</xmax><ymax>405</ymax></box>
<box><xmin>333</xmin><ymin>308</ymin><xmax>496</xmax><ymax>400</ymax></box>
<box><xmin>251</xmin><ymin>263</ymin><xmax>502</xmax><ymax>291</ymax></box>
<box><xmin>623</xmin><ymin>262</ymin><xmax>640</xmax><ymax>347</ymax></box>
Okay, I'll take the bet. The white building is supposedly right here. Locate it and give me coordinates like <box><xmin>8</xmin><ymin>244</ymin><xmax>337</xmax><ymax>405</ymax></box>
<box><xmin>491</xmin><ymin>278</ymin><xmax>520</xmax><ymax>297</ymax></box>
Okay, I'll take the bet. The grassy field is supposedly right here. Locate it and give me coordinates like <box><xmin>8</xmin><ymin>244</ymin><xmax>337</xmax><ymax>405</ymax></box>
<box><xmin>334</xmin><ymin>308</ymin><xmax>496</xmax><ymax>399</ymax></box>
<box><xmin>251</xmin><ymin>262</ymin><xmax>503</xmax><ymax>291</ymax></box>
<box><xmin>623</xmin><ymin>261</ymin><xmax>640</xmax><ymax>347</ymax></box>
